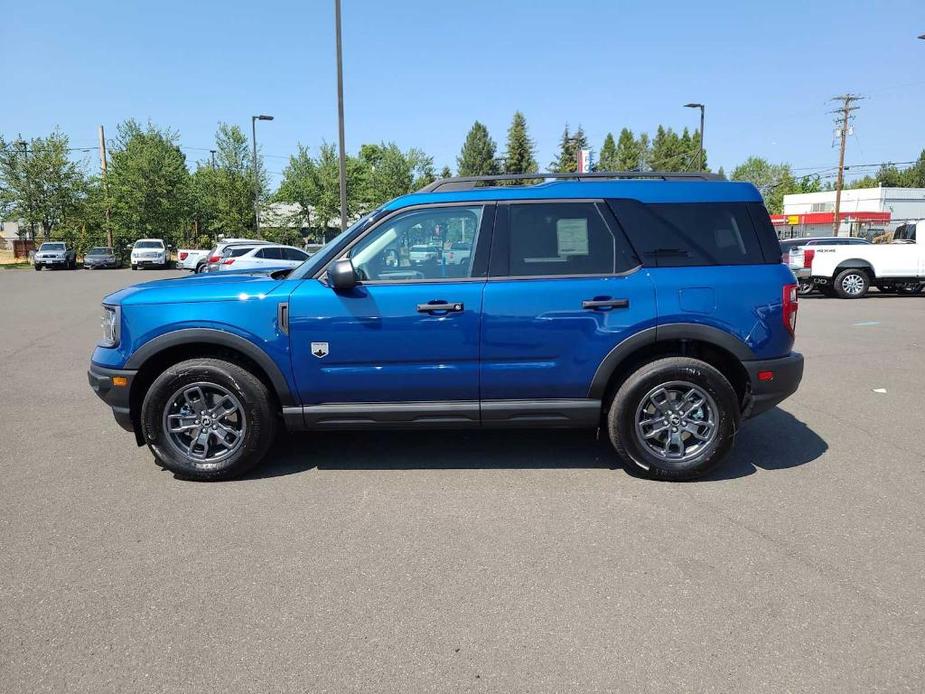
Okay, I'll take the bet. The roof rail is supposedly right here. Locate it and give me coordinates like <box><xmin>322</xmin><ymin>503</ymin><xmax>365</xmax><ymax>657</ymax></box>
<box><xmin>418</xmin><ymin>170</ymin><xmax>725</xmax><ymax>193</ymax></box>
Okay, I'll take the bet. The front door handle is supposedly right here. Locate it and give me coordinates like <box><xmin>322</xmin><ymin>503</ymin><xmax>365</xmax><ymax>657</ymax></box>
<box><xmin>417</xmin><ymin>301</ymin><xmax>464</xmax><ymax>314</ymax></box>
<box><xmin>582</xmin><ymin>298</ymin><xmax>629</xmax><ymax>310</ymax></box>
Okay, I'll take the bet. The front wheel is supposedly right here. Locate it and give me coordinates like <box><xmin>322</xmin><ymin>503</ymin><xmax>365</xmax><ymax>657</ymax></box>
<box><xmin>140</xmin><ymin>358</ymin><xmax>278</xmax><ymax>481</ymax></box>
<box><xmin>608</xmin><ymin>357</ymin><xmax>739</xmax><ymax>481</ymax></box>
<box><xmin>34</xmin><ymin>263</ymin><xmax>42</xmax><ymax>271</ymax></box>
<box><xmin>833</xmin><ymin>268</ymin><xmax>870</xmax><ymax>299</ymax></box>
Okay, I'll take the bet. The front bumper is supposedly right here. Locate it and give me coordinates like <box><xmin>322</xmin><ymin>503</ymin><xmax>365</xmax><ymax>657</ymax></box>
<box><xmin>88</xmin><ymin>364</ymin><xmax>137</xmax><ymax>433</ymax></box>
<box><xmin>742</xmin><ymin>352</ymin><xmax>804</xmax><ymax>418</ymax></box>
<box><xmin>36</xmin><ymin>257</ymin><xmax>67</xmax><ymax>265</ymax></box>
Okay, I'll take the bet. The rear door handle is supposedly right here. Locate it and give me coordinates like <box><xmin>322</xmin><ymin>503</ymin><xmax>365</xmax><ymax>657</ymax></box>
<box><xmin>582</xmin><ymin>298</ymin><xmax>629</xmax><ymax>310</ymax></box>
<box><xmin>417</xmin><ymin>301</ymin><xmax>464</xmax><ymax>314</ymax></box>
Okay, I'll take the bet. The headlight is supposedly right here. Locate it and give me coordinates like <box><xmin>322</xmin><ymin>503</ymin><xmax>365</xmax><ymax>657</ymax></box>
<box><xmin>99</xmin><ymin>305</ymin><xmax>121</xmax><ymax>347</ymax></box>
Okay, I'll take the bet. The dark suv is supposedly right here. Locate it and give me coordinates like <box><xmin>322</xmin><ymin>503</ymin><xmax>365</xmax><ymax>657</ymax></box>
<box><xmin>89</xmin><ymin>172</ymin><xmax>803</xmax><ymax>482</ymax></box>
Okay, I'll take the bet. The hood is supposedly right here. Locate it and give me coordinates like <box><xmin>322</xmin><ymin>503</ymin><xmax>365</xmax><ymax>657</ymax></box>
<box><xmin>103</xmin><ymin>268</ymin><xmax>295</xmax><ymax>307</ymax></box>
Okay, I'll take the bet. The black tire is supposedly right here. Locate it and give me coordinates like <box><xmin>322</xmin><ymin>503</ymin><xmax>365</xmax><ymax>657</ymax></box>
<box><xmin>140</xmin><ymin>358</ymin><xmax>278</xmax><ymax>481</ymax></box>
<box><xmin>195</xmin><ymin>262</ymin><xmax>206</xmax><ymax>274</ymax></box>
<box><xmin>607</xmin><ymin>357</ymin><xmax>739</xmax><ymax>481</ymax></box>
<box><xmin>34</xmin><ymin>263</ymin><xmax>41</xmax><ymax>271</ymax></box>
<box><xmin>131</xmin><ymin>264</ymin><xmax>137</xmax><ymax>271</ymax></box>
<box><xmin>797</xmin><ymin>280</ymin><xmax>814</xmax><ymax>295</ymax></box>
<box><xmin>833</xmin><ymin>268</ymin><xmax>870</xmax><ymax>299</ymax></box>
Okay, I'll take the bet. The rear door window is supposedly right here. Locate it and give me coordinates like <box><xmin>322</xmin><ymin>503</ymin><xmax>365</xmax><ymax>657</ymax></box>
<box><xmin>609</xmin><ymin>200</ymin><xmax>774</xmax><ymax>266</ymax></box>
<box><xmin>491</xmin><ymin>201</ymin><xmax>638</xmax><ymax>277</ymax></box>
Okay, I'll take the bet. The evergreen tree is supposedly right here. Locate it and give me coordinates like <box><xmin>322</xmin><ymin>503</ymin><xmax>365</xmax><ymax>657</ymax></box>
<box><xmin>457</xmin><ymin>121</ymin><xmax>499</xmax><ymax>177</ymax></box>
<box><xmin>440</xmin><ymin>165</ymin><xmax>453</xmax><ymax>179</ymax></box>
<box><xmin>637</xmin><ymin>133</ymin><xmax>650</xmax><ymax>171</ymax></box>
<box><xmin>598</xmin><ymin>133</ymin><xmax>618</xmax><ymax>171</ymax></box>
<box><xmin>502</xmin><ymin>111</ymin><xmax>538</xmax><ymax>184</ymax></box>
<box><xmin>615</xmin><ymin>128</ymin><xmax>642</xmax><ymax>170</ymax></box>
<box><xmin>549</xmin><ymin>124</ymin><xmax>588</xmax><ymax>173</ymax></box>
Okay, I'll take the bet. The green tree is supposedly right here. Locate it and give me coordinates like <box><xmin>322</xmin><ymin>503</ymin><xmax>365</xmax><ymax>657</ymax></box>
<box><xmin>359</xmin><ymin>142</ymin><xmax>435</xmax><ymax>204</ymax></box>
<box><xmin>615</xmin><ymin>128</ymin><xmax>644</xmax><ymax>170</ymax></box>
<box><xmin>649</xmin><ymin>126</ymin><xmax>689</xmax><ymax>172</ymax></box>
<box><xmin>502</xmin><ymin>111</ymin><xmax>538</xmax><ymax>183</ymax></box>
<box><xmin>457</xmin><ymin>121</ymin><xmax>499</xmax><ymax>177</ymax></box>
<box><xmin>597</xmin><ymin>133</ymin><xmax>618</xmax><ymax>171</ymax></box>
<box><xmin>439</xmin><ymin>165</ymin><xmax>453</xmax><ymax>179</ymax></box>
<box><xmin>0</xmin><ymin>131</ymin><xmax>86</xmax><ymax>240</ymax></box>
<box><xmin>731</xmin><ymin>156</ymin><xmax>794</xmax><ymax>213</ymax></box>
<box><xmin>549</xmin><ymin>124</ymin><xmax>588</xmax><ymax>173</ymax></box>
<box><xmin>276</xmin><ymin>142</ymin><xmax>366</xmax><ymax>238</ymax></box>
<box><xmin>106</xmin><ymin>120</ymin><xmax>191</xmax><ymax>249</ymax></box>
<box><xmin>190</xmin><ymin>123</ymin><xmax>263</xmax><ymax>242</ymax></box>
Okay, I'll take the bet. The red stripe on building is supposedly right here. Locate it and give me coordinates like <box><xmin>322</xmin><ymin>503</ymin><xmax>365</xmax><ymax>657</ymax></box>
<box><xmin>770</xmin><ymin>211</ymin><xmax>891</xmax><ymax>226</ymax></box>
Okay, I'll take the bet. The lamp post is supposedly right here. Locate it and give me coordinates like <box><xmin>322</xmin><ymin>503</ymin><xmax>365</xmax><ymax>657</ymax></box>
<box><xmin>334</xmin><ymin>0</ymin><xmax>348</xmax><ymax>233</ymax></box>
<box><xmin>684</xmin><ymin>103</ymin><xmax>705</xmax><ymax>171</ymax></box>
<box><xmin>251</xmin><ymin>114</ymin><xmax>274</xmax><ymax>232</ymax></box>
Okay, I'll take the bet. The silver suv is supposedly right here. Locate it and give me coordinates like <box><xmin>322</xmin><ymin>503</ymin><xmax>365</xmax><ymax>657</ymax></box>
<box><xmin>34</xmin><ymin>242</ymin><xmax>77</xmax><ymax>270</ymax></box>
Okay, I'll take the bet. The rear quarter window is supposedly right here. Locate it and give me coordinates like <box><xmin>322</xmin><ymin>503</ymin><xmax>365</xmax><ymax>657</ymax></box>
<box><xmin>608</xmin><ymin>199</ymin><xmax>778</xmax><ymax>266</ymax></box>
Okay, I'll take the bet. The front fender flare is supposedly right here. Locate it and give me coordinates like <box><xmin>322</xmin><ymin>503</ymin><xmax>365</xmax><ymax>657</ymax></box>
<box><xmin>124</xmin><ymin>328</ymin><xmax>295</xmax><ymax>406</ymax></box>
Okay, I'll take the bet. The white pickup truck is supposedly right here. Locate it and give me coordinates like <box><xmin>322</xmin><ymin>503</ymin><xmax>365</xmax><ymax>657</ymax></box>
<box><xmin>176</xmin><ymin>248</ymin><xmax>211</xmax><ymax>272</ymax></box>
<box><xmin>810</xmin><ymin>220</ymin><xmax>924</xmax><ymax>298</ymax></box>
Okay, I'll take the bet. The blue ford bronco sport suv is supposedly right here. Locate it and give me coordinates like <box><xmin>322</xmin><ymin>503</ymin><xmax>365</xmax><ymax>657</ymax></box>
<box><xmin>88</xmin><ymin>172</ymin><xmax>803</xmax><ymax>481</ymax></box>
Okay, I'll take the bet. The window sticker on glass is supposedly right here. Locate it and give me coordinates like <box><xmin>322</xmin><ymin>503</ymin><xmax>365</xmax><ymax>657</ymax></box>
<box><xmin>556</xmin><ymin>218</ymin><xmax>589</xmax><ymax>256</ymax></box>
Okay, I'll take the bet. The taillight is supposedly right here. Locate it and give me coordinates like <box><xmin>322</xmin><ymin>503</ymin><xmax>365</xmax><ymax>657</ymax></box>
<box><xmin>209</xmin><ymin>255</ymin><xmax>220</xmax><ymax>263</ymax></box>
<box><xmin>179</xmin><ymin>251</ymin><xmax>188</xmax><ymax>260</ymax></box>
<box><xmin>783</xmin><ymin>283</ymin><xmax>798</xmax><ymax>336</ymax></box>
<box><xmin>802</xmin><ymin>248</ymin><xmax>815</xmax><ymax>269</ymax></box>
<box><xmin>222</xmin><ymin>258</ymin><xmax>235</xmax><ymax>265</ymax></box>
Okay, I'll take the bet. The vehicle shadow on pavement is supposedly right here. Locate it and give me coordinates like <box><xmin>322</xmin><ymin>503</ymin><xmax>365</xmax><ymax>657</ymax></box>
<box><xmin>245</xmin><ymin>407</ymin><xmax>826</xmax><ymax>482</ymax></box>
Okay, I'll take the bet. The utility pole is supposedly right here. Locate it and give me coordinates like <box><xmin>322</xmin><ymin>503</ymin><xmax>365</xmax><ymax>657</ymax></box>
<box><xmin>98</xmin><ymin>125</ymin><xmax>112</xmax><ymax>247</ymax></box>
<box><xmin>251</xmin><ymin>114</ymin><xmax>274</xmax><ymax>233</ymax></box>
<box><xmin>334</xmin><ymin>0</ymin><xmax>348</xmax><ymax>232</ymax></box>
<box><xmin>15</xmin><ymin>140</ymin><xmax>35</xmax><ymax>240</ymax></box>
<box><xmin>830</xmin><ymin>94</ymin><xmax>863</xmax><ymax>235</ymax></box>
<box><xmin>209</xmin><ymin>149</ymin><xmax>217</xmax><ymax>169</ymax></box>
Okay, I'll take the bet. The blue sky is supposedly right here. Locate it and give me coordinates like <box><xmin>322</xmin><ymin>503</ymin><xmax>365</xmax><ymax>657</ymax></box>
<box><xmin>3</xmin><ymin>0</ymin><xmax>924</xmax><ymax>186</ymax></box>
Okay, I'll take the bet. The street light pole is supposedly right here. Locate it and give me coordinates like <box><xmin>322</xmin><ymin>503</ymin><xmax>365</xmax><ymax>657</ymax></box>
<box><xmin>684</xmin><ymin>103</ymin><xmax>705</xmax><ymax>171</ymax></box>
<box><xmin>250</xmin><ymin>114</ymin><xmax>274</xmax><ymax>233</ymax></box>
<box><xmin>335</xmin><ymin>0</ymin><xmax>348</xmax><ymax>233</ymax></box>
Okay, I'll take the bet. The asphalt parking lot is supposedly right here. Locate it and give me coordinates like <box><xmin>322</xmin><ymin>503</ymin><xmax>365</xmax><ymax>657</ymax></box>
<box><xmin>1</xmin><ymin>267</ymin><xmax>923</xmax><ymax>692</ymax></box>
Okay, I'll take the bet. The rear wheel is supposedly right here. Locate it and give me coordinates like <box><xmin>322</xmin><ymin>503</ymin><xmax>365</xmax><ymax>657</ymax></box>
<box><xmin>798</xmin><ymin>280</ymin><xmax>814</xmax><ymax>295</ymax></box>
<box><xmin>833</xmin><ymin>268</ymin><xmax>870</xmax><ymax>299</ymax></box>
<box><xmin>607</xmin><ymin>357</ymin><xmax>739</xmax><ymax>481</ymax></box>
<box><xmin>140</xmin><ymin>358</ymin><xmax>278</xmax><ymax>481</ymax></box>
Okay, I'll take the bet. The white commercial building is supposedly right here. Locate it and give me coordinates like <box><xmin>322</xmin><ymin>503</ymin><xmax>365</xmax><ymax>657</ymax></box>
<box><xmin>772</xmin><ymin>186</ymin><xmax>925</xmax><ymax>239</ymax></box>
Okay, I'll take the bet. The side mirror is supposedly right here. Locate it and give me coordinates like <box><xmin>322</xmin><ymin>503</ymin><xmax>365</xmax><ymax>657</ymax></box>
<box><xmin>329</xmin><ymin>258</ymin><xmax>357</xmax><ymax>291</ymax></box>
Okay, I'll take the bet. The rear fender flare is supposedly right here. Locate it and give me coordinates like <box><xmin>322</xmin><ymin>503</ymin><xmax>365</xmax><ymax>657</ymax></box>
<box><xmin>588</xmin><ymin>323</ymin><xmax>755</xmax><ymax>400</ymax></box>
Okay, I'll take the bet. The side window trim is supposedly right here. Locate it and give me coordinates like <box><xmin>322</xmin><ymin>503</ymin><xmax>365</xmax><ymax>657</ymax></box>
<box><xmin>319</xmin><ymin>202</ymin><xmax>496</xmax><ymax>285</ymax></box>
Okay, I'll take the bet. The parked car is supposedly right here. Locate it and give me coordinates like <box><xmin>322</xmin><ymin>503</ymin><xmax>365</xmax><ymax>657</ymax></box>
<box><xmin>176</xmin><ymin>248</ymin><xmax>211</xmax><ymax>272</ymax></box>
<box><xmin>131</xmin><ymin>239</ymin><xmax>169</xmax><ymax>270</ymax></box>
<box><xmin>84</xmin><ymin>246</ymin><xmax>119</xmax><ymax>269</ymax></box>
<box><xmin>409</xmin><ymin>244</ymin><xmax>440</xmax><ymax>264</ymax></box>
<box><xmin>780</xmin><ymin>236</ymin><xmax>870</xmax><ymax>294</ymax></box>
<box><xmin>202</xmin><ymin>239</ymin><xmax>273</xmax><ymax>273</ymax></box>
<box><xmin>809</xmin><ymin>220</ymin><xmax>925</xmax><ymax>297</ymax></box>
<box><xmin>303</xmin><ymin>243</ymin><xmax>325</xmax><ymax>257</ymax></box>
<box><xmin>34</xmin><ymin>242</ymin><xmax>77</xmax><ymax>270</ymax></box>
<box><xmin>444</xmin><ymin>241</ymin><xmax>473</xmax><ymax>266</ymax></box>
<box><xmin>88</xmin><ymin>172</ymin><xmax>803</xmax><ymax>482</ymax></box>
<box><xmin>217</xmin><ymin>244</ymin><xmax>309</xmax><ymax>272</ymax></box>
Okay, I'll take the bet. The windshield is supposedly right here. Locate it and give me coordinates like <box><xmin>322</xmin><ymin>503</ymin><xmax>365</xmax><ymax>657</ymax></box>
<box><xmin>89</xmin><ymin>247</ymin><xmax>112</xmax><ymax>254</ymax></box>
<box><xmin>134</xmin><ymin>240</ymin><xmax>164</xmax><ymax>249</ymax></box>
<box><xmin>40</xmin><ymin>243</ymin><xmax>65</xmax><ymax>251</ymax></box>
<box><xmin>289</xmin><ymin>211</ymin><xmax>382</xmax><ymax>280</ymax></box>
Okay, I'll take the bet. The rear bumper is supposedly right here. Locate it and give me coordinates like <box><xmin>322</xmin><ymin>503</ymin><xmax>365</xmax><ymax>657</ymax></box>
<box><xmin>88</xmin><ymin>364</ymin><xmax>137</xmax><ymax>432</ymax></box>
<box><xmin>742</xmin><ymin>352</ymin><xmax>804</xmax><ymax>418</ymax></box>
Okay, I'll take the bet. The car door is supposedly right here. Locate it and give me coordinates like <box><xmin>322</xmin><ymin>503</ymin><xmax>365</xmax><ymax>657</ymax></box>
<box><xmin>479</xmin><ymin>201</ymin><xmax>656</xmax><ymax>425</ymax></box>
<box><xmin>287</xmin><ymin>204</ymin><xmax>494</xmax><ymax>424</ymax></box>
